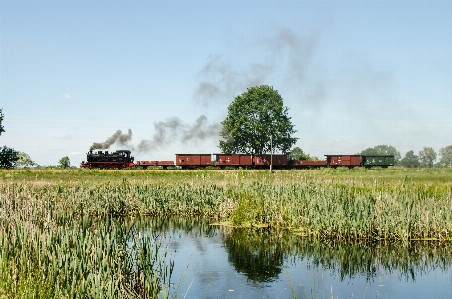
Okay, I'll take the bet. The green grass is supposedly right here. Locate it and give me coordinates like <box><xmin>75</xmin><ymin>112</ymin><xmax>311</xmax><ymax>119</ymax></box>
<box><xmin>1</xmin><ymin>167</ymin><xmax>452</xmax><ymax>298</ymax></box>
<box><xmin>2</xmin><ymin>167</ymin><xmax>451</xmax><ymax>239</ymax></box>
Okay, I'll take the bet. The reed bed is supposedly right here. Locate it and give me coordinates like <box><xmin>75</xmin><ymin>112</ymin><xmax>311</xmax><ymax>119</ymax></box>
<box><xmin>0</xmin><ymin>184</ymin><xmax>174</xmax><ymax>298</ymax></box>
<box><xmin>1</xmin><ymin>168</ymin><xmax>452</xmax><ymax>297</ymax></box>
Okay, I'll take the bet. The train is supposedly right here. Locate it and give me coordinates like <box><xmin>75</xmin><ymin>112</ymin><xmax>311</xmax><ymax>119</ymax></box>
<box><xmin>80</xmin><ymin>150</ymin><xmax>395</xmax><ymax>169</ymax></box>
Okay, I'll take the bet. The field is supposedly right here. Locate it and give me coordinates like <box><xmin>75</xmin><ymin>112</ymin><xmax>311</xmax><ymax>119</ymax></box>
<box><xmin>1</xmin><ymin>167</ymin><xmax>452</xmax><ymax>298</ymax></box>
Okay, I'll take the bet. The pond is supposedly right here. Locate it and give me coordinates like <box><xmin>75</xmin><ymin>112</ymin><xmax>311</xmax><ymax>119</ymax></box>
<box><xmin>140</xmin><ymin>217</ymin><xmax>452</xmax><ymax>299</ymax></box>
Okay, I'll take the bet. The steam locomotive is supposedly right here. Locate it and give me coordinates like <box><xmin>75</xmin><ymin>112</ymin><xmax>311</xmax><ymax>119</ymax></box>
<box><xmin>80</xmin><ymin>150</ymin><xmax>134</xmax><ymax>169</ymax></box>
<box><xmin>80</xmin><ymin>150</ymin><xmax>395</xmax><ymax>169</ymax></box>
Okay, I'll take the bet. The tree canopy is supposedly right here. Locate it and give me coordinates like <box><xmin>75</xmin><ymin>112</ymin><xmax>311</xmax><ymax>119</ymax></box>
<box><xmin>399</xmin><ymin>150</ymin><xmax>420</xmax><ymax>168</ymax></box>
<box><xmin>0</xmin><ymin>108</ymin><xmax>4</xmax><ymax>136</ymax></box>
<box><xmin>16</xmin><ymin>152</ymin><xmax>38</xmax><ymax>168</ymax></box>
<box><xmin>0</xmin><ymin>146</ymin><xmax>20</xmax><ymax>169</ymax></box>
<box><xmin>289</xmin><ymin>147</ymin><xmax>317</xmax><ymax>160</ymax></box>
<box><xmin>0</xmin><ymin>109</ymin><xmax>21</xmax><ymax>169</ymax></box>
<box><xmin>419</xmin><ymin>147</ymin><xmax>436</xmax><ymax>168</ymax></box>
<box><xmin>439</xmin><ymin>145</ymin><xmax>452</xmax><ymax>166</ymax></box>
<box><xmin>58</xmin><ymin>156</ymin><xmax>71</xmax><ymax>169</ymax></box>
<box><xmin>219</xmin><ymin>85</ymin><xmax>298</xmax><ymax>154</ymax></box>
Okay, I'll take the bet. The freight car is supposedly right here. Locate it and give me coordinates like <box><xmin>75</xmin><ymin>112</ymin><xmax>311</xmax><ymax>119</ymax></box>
<box><xmin>214</xmin><ymin>153</ymin><xmax>288</xmax><ymax>169</ymax></box>
<box><xmin>80</xmin><ymin>150</ymin><xmax>134</xmax><ymax>169</ymax></box>
<box><xmin>176</xmin><ymin>154</ymin><xmax>212</xmax><ymax>169</ymax></box>
<box><xmin>361</xmin><ymin>155</ymin><xmax>395</xmax><ymax>168</ymax></box>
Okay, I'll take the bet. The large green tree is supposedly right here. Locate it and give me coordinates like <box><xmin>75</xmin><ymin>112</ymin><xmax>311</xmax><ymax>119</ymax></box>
<box><xmin>399</xmin><ymin>150</ymin><xmax>420</xmax><ymax>168</ymax></box>
<box><xmin>418</xmin><ymin>146</ymin><xmax>436</xmax><ymax>168</ymax></box>
<box><xmin>219</xmin><ymin>85</ymin><xmax>298</xmax><ymax>154</ymax></box>
<box><xmin>360</xmin><ymin>145</ymin><xmax>401</xmax><ymax>164</ymax></box>
<box><xmin>439</xmin><ymin>145</ymin><xmax>452</xmax><ymax>166</ymax></box>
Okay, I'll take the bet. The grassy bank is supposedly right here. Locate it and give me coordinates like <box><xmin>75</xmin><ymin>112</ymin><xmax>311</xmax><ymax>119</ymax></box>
<box><xmin>1</xmin><ymin>168</ymin><xmax>451</xmax><ymax>298</ymax></box>
<box><xmin>2</xmin><ymin>167</ymin><xmax>451</xmax><ymax>240</ymax></box>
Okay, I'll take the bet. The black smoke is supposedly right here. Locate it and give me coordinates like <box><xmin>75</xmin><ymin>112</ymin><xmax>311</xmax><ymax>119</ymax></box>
<box><xmin>90</xmin><ymin>129</ymin><xmax>132</xmax><ymax>151</ymax></box>
<box><xmin>89</xmin><ymin>115</ymin><xmax>220</xmax><ymax>153</ymax></box>
<box><xmin>194</xmin><ymin>27</ymin><xmax>318</xmax><ymax>106</ymax></box>
<box><xmin>137</xmin><ymin>115</ymin><xmax>221</xmax><ymax>152</ymax></box>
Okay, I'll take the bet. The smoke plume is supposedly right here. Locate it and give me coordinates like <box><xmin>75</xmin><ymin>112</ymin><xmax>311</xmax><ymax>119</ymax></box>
<box><xmin>90</xmin><ymin>129</ymin><xmax>132</xmax><ymax>151</ymax></box>
<box><xmin>89</xmin><ymin>116</ymin><xmax>220</xmax><ymax>153</ymax></box>
<box><xmin>137</xmin><ymin>115</ymin><xmax>221</xmax><ymax>153</ymax></box>
<box><xmin>194</xmin><ymin>27</ymin><xmax>317</xmax><ymax>105</ymax></box>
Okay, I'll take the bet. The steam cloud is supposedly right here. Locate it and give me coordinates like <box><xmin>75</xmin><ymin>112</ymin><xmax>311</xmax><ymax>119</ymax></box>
<box><xmin>194</xmin><ymin>27</ymin><xmax>317</xmax><ymax>106</ymax></box>
<box><xmin>137</xmin><ymin>115</ymin><xmax>221</xmax><ymax>152</ymax></box>
<box><xmin>90</xmin><ymin>129</ymin><xmax>132</xmax><ymax>151</ymax></box>
<box><xmin>89</xmin><ymin>115</ymin><xmax>220</xmax><ymax>153</ymax></box>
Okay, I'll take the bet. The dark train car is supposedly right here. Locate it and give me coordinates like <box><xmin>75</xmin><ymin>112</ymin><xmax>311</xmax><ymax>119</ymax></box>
<box><xmin>290</xmin><ymin>160</ymin><xmax>327</xmax><ymax>168</ymax></box>
<box><xmin>80</xmin><ymin>150</ymin><xmax>134</xmax><ymax>169</ymax></box>
<box><xmin>361</xmin><ymin>155</ymin><xmax>394</xmax><ymax>168</ymax></box>
<box><xmin>135</xmin><ymin>160</ymin><xmax>175</xmax><ymax>169</ymax></box>
<box><xmin>253</xmin><ymin>154</ymin><xmax>288</xmax><ymax>168</ymax></box>
<box><xmin>325</xmin><ymin>155</ymin><xmax>361</xmax><ymax>168</ymax></box>
<box><xmin>176</xmin><ymin>154</ymin><xmax>212</xmax><ymax>168</ymax></box>
<box><xmin>214</xmin><ymin>154</ymin><xmax>253</xmax><ymax>168</ymax></box>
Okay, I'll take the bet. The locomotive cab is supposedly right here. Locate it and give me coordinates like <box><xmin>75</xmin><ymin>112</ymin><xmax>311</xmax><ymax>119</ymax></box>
<box><xmin>117</xmin><ymin>150</ymin><xmax>133</xmax><ymax>163</ymax></box>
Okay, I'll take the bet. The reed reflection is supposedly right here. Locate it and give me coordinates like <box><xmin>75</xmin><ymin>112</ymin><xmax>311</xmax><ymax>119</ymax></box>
<box><xmin>135</xmin><ymin>217</ymin><xmax>452</xmax><ymax>284</ymax></box>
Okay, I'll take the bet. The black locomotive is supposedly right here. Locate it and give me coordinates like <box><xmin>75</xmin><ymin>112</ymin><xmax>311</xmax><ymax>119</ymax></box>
<box><xmin>80</xmin><ymin>150</ymin><xmax>134</xmax><ymax>169</ymax></box>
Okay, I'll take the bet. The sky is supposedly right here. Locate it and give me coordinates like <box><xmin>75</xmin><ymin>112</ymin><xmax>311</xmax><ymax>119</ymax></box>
<box><xmin>1</xmin><ymin>0</ymin><xmax>451</xmax><ymax>166</ymax></box>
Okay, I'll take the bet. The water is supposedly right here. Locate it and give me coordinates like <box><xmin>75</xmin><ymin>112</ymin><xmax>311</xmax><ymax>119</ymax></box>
<box><xmin>138</xmin><ymin>217</ymin><xmax>452</xmax><ymax>299</ymax></box>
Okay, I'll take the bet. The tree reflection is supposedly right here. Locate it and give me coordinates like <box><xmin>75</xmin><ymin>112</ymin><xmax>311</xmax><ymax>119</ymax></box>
<box><xmin>135</xmin><ymin>217</ymin><xmax>452</xmax><ymax>284</ymax></box>
<box><xmin>222</xmin><ymin>227</ymin><xmax>284</xmax><ymax>282</ymax></box>
<box><xmin>220</xmin><ymin>225</ymin><xmax>452</xmax><ymax>283</ymax></box>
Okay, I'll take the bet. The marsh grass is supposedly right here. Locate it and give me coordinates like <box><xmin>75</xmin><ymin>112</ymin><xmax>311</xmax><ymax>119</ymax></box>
<box><xmin>0</xmin><ymin>184</ymin><xmax>175</xmax><ymax>298</ymax></box>
<box><xmin>1</xmin><ymin>168</ymin><xmax>452</xmax><ymax>240</ymax></box>
<box><xmin>1</xmin><ymin>168</ymin><xmax>452</xmax><ymax>297</ymax></box>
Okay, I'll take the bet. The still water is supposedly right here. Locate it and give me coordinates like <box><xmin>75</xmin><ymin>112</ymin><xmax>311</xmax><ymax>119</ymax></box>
<box><xmin>140</xmin><ymin>217</ymin><xmax>452</xmax><ymax>299</ymax></box>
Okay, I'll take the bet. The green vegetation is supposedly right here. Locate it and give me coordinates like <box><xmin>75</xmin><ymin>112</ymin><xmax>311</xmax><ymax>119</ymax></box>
<box><xmin>0</xmin><ymin>108</ymin><xmax>4</xmax><ymax>136</ymax></box>
<box><xmin>0</xmin><ymin>178</ymin><xmax>175</xmax><ymax>298</ymax></box>
<box><xmin>16</xmin><ymin>152</ymin><xmax>38</xmax><ymax>168</ymax></box>
<box><xmin>289</xmin><ymin>146</ymin><xmax>319</xmax><ymax>160</ymax></box>
<box><xmin>1</xmin><ymin>168</ymin><xmax>451</xmax><ymax>240</ymax></box>
<box><xmin>219</xmin><ymin>85</ymin><xmax>298</xmax><ymax>154</ymax></box>
<box><xmin>1</xmin><ymin>167</ymin><xmax>451</xmax><ymax>298</ymax></box>
<box><xmin>58</xmin><ymin>156</ymin><xmax>71</xmax><ymax>169</ymax></box>
<box><xmin>0</xmin><ymin>145</ymin><xmax>19</xmax><ymax>169</ymax></box>
<box><xmin>419</xmin><ymin>146</ymin><xmax>437</xmax><ymax>168</ymax></box>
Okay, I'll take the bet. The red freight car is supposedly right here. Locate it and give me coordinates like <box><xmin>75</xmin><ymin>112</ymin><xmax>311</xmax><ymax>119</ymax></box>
<box><xmin>214</xmin><ymin>154</ymin><xmax>253</xmax><ymax>168</ymax></box>
<box><xmin>253</xmin><ymin>154</ymin><xmax>288</xmax><ymax>168</ymax></box>
<box><xmin>325</xmin><ymin>155</ymin><xmax>361</xmax><ymax>168</ymax></box>
<box><xmin>176</xmin><ymin>154</ymin><xmax>212</xmax><ymax>168</ymax></box>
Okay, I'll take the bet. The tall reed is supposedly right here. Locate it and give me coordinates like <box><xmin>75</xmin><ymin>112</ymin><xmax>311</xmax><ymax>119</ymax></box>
<box><xmin>0</xmin><ymin>182</ymin><xmax>174</xmax><ymax>298</ymax></box>
<box><xmin>1</xmin><ymin>169</ymin><xmax>451</xmax><ymax>297</ymax></box>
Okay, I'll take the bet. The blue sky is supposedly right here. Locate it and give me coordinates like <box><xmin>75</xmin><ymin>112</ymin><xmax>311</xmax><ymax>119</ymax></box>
<box><xmin>1</xmin><ymin>0</ymin><xmax>451</xmax><ymax>166</ymax></box>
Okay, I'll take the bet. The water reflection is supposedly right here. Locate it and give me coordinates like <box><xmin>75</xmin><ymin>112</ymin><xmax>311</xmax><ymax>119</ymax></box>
<box><xmin>135</xmin><ymin>216</ymin><xmax>451</xmax><ymax>298</ymax></box>
<box><xmin>223</xmin><ymin>228</ymin><xmax>284</xmax><ymax>282</ymax></box>
<box><xmin>220</xmin><ymin>222</ymin><xmax>452</xmax><ymax>284</ymax></box>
